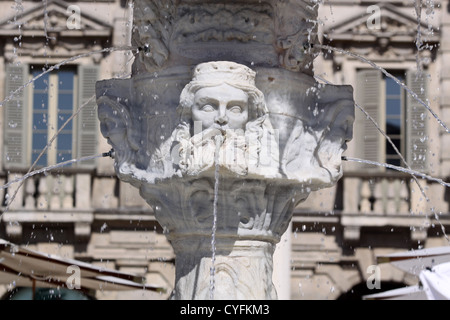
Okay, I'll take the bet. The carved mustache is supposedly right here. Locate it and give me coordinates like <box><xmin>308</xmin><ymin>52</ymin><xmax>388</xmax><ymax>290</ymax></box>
<box><xmin>200</xmin><ymin>125</ymin><xmax>247</xmax><ymax>141</ymax></box>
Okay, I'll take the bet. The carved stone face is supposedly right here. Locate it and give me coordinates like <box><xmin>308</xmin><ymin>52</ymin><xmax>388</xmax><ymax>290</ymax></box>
<box><xmin>191</xmin><ymin>83</ymin><xmax>249</xmax><ymax>131</ymax></box>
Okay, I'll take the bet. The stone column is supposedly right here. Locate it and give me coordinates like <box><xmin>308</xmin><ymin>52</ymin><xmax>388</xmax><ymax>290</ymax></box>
<box><xmin>172</xmin><ymin>239</ymin><xmax>277</xmax><ymax>300</ymax></box>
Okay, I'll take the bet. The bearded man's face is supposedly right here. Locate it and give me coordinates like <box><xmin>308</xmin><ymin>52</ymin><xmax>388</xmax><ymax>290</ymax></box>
<box><xmin>191</xmin><ymin>83</ymin><xmax>249</xmax><ymax>132</ymax></box>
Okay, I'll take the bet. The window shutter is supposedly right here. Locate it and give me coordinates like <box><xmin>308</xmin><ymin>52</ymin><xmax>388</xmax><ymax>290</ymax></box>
<box><xmin>406</xmin><ymin>71</ymin><xmax>429</xmax><ymax>172</ymax></box>
<box><xmin>4</xmin><ymin>64</ymin><xmax>29</xmax><ymax>169</ymax></box>
<box><xmin>355</xmin><ymin>69</ymin><xmax>383</xmax><ymax>171</ymax></box>
<box><xmin>77</xmin><ymin>65</ymin><xmax>99</xmax><ymax>169</ymax></box>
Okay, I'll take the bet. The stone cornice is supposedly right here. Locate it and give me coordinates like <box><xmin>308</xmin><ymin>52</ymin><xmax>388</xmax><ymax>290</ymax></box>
<box><xmin>0</xmin><ymin>0</ymin><xmax>112</xmax><ymax>38</ymax></box>
<box><xmin>322</xmin><ymin>2</ymin><xmax>441</xmax><ymax>44</ymax></box>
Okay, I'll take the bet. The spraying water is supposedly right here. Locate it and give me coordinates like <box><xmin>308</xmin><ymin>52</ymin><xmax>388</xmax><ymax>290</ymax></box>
<box><xmin>210</xmin><ymin>134</ymin><xmax>223</xmax><ymax>300</ymax></box>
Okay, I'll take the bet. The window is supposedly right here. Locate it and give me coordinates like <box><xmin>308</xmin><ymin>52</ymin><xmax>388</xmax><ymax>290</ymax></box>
<box><xmin>31</xmin><ymin>67</ymin><xmax>76</xmax><ymax>167</ymax></box>
<box><xmin>4</xmin><ymin>64</ymin><xmax>99</xmax><ymax>170</ymax></box>
<box><xmin>31</xmin><ymin>69</ymin><xmax>50</xmax><ymax>167</ymax></box>
<box><xmin>355</xmin><ymin>69</ymin><xmax>429</xmax><ymax>172</ymax></box>
<box><xmin>385</xmin><ymin>72</ymin><xmax>405</xmax><ymax>167</ymax></box>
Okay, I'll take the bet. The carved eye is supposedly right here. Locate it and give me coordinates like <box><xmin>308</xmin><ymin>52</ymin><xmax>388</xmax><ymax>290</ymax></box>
<box><xmin>201</xmin><ymin>104</ymin><xmax>215</xmax><ymax>112</ymax></box>
<box><xmin>229</xmin><ymin>106</ymin><xmax>242</xmax><ymax>114</ymax></box>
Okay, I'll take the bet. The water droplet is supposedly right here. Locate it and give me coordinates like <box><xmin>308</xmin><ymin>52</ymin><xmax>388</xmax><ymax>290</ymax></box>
<box><xmin>313</xmin><ymin>107</ymin><xmax>319</xmax><ymax>117</ymax></box>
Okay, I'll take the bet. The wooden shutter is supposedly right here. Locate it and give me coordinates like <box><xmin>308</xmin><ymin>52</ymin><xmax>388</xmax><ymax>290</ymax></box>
<box><xmin>406</xmin><ymin>70</ymin><xmax>428</xmax><ymax>172</ymax></box>
<box><xmin>77</xmin><ymin>65</ymin><xmax>99</xmax><ymax>169</ymax></box>
<box><xmin>355</xmin><ymin>69</ymin><xmax>383</xmax><ymax>171</ymax></box>
<box><xmin>4</xmin><ymin>64</ymin><xmax>29</xmax><ymax>169</ymax></box>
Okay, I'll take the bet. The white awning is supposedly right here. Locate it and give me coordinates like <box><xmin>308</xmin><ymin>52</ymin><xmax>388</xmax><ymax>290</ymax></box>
<box><xmin>377</xmin><ymin>246</ymin><xmax>450</xmax><ymax>276</ymax></box>
<box><xmin>363</xmin><ymin>285</ymin><xmax>427</xmax><ymax>300</ymax></box>
<box><xmin>0</xmin><ymin>239</ymin><xmax>165</xmax><ymax>295</ymax></box>
<box><xmin>366</xmin><ymin>246</ymin><xmax>450</xmax><ymax>300</ymax></box>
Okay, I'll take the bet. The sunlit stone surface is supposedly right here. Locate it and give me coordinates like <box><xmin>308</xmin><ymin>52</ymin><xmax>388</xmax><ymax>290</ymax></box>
<box><xmin>96</xmin><ymin>0</ymin><xmax>354</xmax><ymax>300</ymax></box>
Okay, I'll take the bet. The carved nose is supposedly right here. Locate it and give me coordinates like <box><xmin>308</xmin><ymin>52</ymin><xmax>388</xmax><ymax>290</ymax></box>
<box><xmin>215</xmin><ymin>114</ymin><xmax>228</xmax><ymax>125</ymax></box>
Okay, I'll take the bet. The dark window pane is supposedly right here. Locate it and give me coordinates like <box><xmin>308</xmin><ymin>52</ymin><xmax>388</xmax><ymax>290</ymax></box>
<box><xmin>57</xmin><ymin>151</ymin><xmax>73</xmax><ymax>163</ymax></box>
<box><xmin>386</xmin><ymin>139</ymin><xmax>401</xmax><ymax>155</ymax></box>
<box><xmin>32</xmin><ymin>152</ymin><xmax>47</xmax><ymax>167</ymax></box>
<box><xmin>33</xmin><ymin>93</ymin><xmax>48</xmax><ymax>110</ymax></box>
<box><xmin>386</xmin><ymin>77</ymin><xmax>401</xmax><ymax>96</ymax></box>
<box><xmin>58</xmin><ymin>93</ymin><xmax>73</xmax><ymax>110</ymax></box>
<box><xmin>57</xmin><ymin>133</ymin><xmax>72</xmax><ymax>150</ymax></box>
<box><xmin>32</xmin><ymin>133</ymin><xmax>48</xmax><ymax>150</ymax></box>
<box><xmin>386</xmin><ymin>99</ymin><xmax>401</xmax><ymax>115</ymax></box>
<box><xmin>58</xmin><ymin>115</ymin><xmax>73</xmax><ymax>130</ymax></box>
<box><xmin>386</xmin><ymin>118</ymin><xmax>401</xmax><ymax>135</ymax></box>
<box><xmin>33</xmin><ymin>113</ymin><xmax>48</xmax><ymax>130</ymax></box>
<box><xmin>386</xmin><ymin>158</ymin><xmax>401</xmax><ymax>168</ymax></box>
<box><xmin>32</xmin><ymin>71</ymin><xmax>49</xmax><ymax>90</ymax></box>
<box><xmin>58</xmin><ymin>71</ymin><xmax>74</xmax><ymax>90</ymax></box>
<box><xmin>32</xmin><ymin>131</ymin><xmax>49</xmax><ymax>167</ymax></box>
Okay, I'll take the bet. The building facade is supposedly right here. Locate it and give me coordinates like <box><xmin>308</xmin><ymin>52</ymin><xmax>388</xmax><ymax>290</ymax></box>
<box><xmin>0</xmin><ymin>0</ymin><xmax>449</xmax><ymax>300</ymax></box>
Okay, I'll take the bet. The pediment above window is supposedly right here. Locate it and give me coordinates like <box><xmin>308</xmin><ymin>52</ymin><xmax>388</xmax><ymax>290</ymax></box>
<box><xmin>0</xmin><ymin>0</ymin><xmax>112</xmax><ymax>37</ymax></box>
<box><xmin>323</xmin><ymin>3</ymin><xmax>439</xmax><ymax>43</ymax></box>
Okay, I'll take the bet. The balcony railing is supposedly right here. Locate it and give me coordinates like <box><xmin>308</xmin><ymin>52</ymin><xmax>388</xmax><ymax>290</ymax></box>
<box><xmin>340</xmin><ymin>172</ymin><xmax>439</xmax><ymax>242</ymax></box>
<box><xmin>343</xmin><ymin>175</ymin><xmax>411</xmax><ymax>215</ymax></box>
<box><xmin>0</xmin><ymin>172</ymin><xmax>132</xmax><ymax>239</ymax></box>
